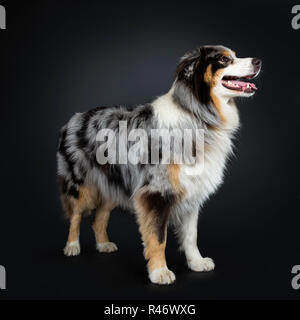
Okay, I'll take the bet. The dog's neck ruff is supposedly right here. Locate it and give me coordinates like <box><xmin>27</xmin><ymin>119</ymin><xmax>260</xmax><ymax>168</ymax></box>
<box><xmin>152</xmin><ymin>83</ymin><xmax>240</xmax><ymax>133</ymax></box>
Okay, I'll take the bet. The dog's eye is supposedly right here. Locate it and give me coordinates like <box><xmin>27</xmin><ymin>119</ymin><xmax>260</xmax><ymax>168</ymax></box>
<box><xmin>219</xmin><ymin>56</ymin><xmax>231</xmax><ymax>64</ymax></box>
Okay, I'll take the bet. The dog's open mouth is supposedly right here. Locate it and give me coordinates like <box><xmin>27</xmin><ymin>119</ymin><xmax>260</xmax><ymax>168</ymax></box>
<box><xmin>221</xmin><ymin>74</ymin><xmax>258</xmax><ymax>93</ymax></box>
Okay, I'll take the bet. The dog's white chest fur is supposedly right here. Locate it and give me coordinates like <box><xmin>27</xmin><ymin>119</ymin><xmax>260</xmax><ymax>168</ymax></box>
<box><xmin>180</xmin><ymin>132</ymin><xmax>232</xmax><ymax>202</ymax></box>
<box><xmin>181</xmin><ymin>99</ymin><xmax>240</xmax><ymax>201</ymax></box>
<box><xmin>153</xmin><ymin>92</ymin><xmax>240</xmax><ymax>203</ymax></box>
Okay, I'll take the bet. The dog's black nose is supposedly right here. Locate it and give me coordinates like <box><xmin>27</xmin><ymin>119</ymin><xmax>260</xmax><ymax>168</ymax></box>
<box><xmin>252</xmin><ymin>58</ymin><xmax>262</xmax><ymax>71</ymax></box>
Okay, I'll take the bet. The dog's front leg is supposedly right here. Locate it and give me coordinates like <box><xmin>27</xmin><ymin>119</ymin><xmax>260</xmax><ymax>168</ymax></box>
<box><xmin>134</xmin><ymin>191</ymin><xmax>176</xmax><ymax>285</ymax></box>
<box><xmin>178</xmin><ymin>211</ymin><xmax>215</xmax><ymax>272</ymax></box>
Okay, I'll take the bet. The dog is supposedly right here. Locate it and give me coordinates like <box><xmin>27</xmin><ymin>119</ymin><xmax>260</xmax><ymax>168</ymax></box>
<box><xmin>57</xmin><ymin>45</ymin><xmax>262</xmax><ymax>285</ymax></box>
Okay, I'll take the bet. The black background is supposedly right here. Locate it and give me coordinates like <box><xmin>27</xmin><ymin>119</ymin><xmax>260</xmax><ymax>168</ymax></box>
<box><xmin>0</xmin><ymin>0</ymin><xmax>299</xmax><ymax>300</ymax></box>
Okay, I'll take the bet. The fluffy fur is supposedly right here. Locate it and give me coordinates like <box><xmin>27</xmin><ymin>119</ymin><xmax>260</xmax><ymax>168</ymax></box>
<box><xmin>57</xmin><ymin>45</ymin><xmax>262</xmax><ymax>285</ymax></box>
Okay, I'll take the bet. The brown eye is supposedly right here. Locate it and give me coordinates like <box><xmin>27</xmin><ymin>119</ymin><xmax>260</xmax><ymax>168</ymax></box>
<box><xmin>219</xmin><ymin>56</ymin><xmax>231</xmax><ymax>64</ymax></box>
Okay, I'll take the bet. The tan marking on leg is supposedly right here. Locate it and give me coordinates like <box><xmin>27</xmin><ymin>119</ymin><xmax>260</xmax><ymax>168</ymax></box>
<box><xmin>64</xmin><ymin>184</ymin><xmax>99</xmax><ymax>256</ymax></box>
<box><xmin>144</xmin><ymin>234</ymin><xmax>167</xmax><ymax>272</ymax></box>
<box><xmin>93</xmin><ymin>200</ymin><xmax>116</xmax><ymax>244</ymax></box>
<box><xmin>66</xmin><ymin>184</ymin><xmax>99</xmax><ymax>241</ymax></box>
<box><xmin>74</xmin><ymin>184</ymin><xmax>99</xmax><ymax>212</ymax></box>
<box><xmin>134</xmin><ymin>193</ymin><xmax>168</xmax><ymax>273</ymax></box>
<box><xmin>67</xmin><ymin>213</ymin><xmax>82</xmax><ymax>243</ymax></box>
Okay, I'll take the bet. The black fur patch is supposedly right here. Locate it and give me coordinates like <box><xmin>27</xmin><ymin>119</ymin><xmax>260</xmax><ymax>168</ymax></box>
<box><xmin>58</xmin><ymin>176</ymin><xmax>79</xmax><ymax>198</ymax></box>
<box><xmin>129</xmin><ymin>104</ymin><xmax>154</xmax><ymax>128</ymax></box>
<box><xmin>68</xmin><ymin>185</ymin><xmax>79</xmax><ymax>199</ymax></box>
<box><xmin>140</xmin><ymin>191</ymin><xmax>175</xmax><ymax>243</ymax></box>
<box><xmin>77</xmin><ymin>107</ymin><xmax>104</xmax><ymax>150</ymax></box>
<box><xmin>100</xmin><ymin>164</ymin><xmax>132</xmax><ymax>196</ymax></box>
<box><xmin>59</xmin><ymin>134</ymin><xmax>83</xmax><ymax>185</ymax></box>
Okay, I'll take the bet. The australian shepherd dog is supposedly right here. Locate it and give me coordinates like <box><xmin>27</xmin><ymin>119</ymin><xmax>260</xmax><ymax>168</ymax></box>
<box><xmin>57</xmin><ymin>45</ymin><xmax>262</xmax><ymax>285</ymax></box>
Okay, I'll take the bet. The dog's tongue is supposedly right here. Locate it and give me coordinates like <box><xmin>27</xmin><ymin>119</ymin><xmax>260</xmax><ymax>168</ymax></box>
<box><xmin>235</xmin><ymin>80</ymin><xmax>257</xmax><ymax>91</ymax></box>
<box><xmin>222</xmin><ymin>80</ymin><xmax>257</xmax><ymax>92</ymax></box>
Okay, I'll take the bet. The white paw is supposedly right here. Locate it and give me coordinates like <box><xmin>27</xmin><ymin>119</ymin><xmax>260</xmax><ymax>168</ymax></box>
<box><xmin>149</xmin><ymin>267</ymin><xmax>176</xmax><ymax>285</ymax></box>
<box><xmin>188</xmin><ymin>257</ymin><xmax>215</xmax><ymax>272</ymax></box>
<box><xmin>64</xmin><ymin>241</ymin><xmax>80</xmax><ymax>257</ymax></box>
<box><xmin>96</xmin><ymin>242</ymin><xmax>118</xmax><ymax>253</ymax></box>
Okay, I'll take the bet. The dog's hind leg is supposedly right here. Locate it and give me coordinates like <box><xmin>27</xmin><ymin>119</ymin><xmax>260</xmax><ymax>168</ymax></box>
<box><xmin>63</xmin><ymin>185</ymin><xmax>98</xmax><ymax>257</ymax></box>
<box><xmin>64</xmin><ymin>210</ymin><xmax>82</xmax><ymax>257</ymax></box>
<box><xmin>134</xmin><ymin>191</ymin><xmax>176</xmax><ymax>285</ymax></box>
<box><xmin>93</xmin><ymin>200</ymin><xmax>118</xmax><ymax>253</ymax></box>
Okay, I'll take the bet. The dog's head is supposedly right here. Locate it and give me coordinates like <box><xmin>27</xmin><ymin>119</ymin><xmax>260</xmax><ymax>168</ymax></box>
<box><xmin>176</xmin><ymin>45</ymin><xmax>262</xmax><ymax>103</ymax></box>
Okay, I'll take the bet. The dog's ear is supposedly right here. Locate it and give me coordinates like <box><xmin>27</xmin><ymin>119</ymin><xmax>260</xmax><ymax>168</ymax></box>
<box><xmin>173</xmin><ymin>48</ymin><xmax>219</xmax><ymax>125</ymax></box>
<box><xmin>176</xmin><ymin>47</ymin><xmax>211</xmax><ymax>105</ymax></box>
<box><xmin>176</xmin><ymin>48</ymin><xmax>203</xmax><ymax>81</ymax></box>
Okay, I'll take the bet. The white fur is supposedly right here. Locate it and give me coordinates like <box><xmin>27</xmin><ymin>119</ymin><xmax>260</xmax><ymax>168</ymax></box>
<box><xmin>64</xmin><ymin>240</ymin><xmax>80</xmax><ymax>257</ymax></box>
<box><xmin>181</xmin><ymin>97</ymin><xmax>239</xmax><ymax>201</ymax></box>
<box><xmin>96</xmin><ymin>242</ymin><xmax>118</xmax><ymax>253</ymax></box>
<box><xmin>188</xmin><ymin>257</ymin><xmax>215</xmax><ymax>272</ymax></box>
<box><xmin>149</xmin><ymin>266</ymin><xmax>176</xmax><ymax>285</ymax></box>
<box><xmin>152</xmin><ymin>87</ymin><xmax>239</xmax><ymax>202</ymax></box>
<box><xmin>176</xmin><ymin>210</ymin><xmax>215</xmax><ymax>272</ymax></box>
<box><xmin>152</xmin><ymin>88</ymin><xmax>191</xmax><ymax>127</ymax></box>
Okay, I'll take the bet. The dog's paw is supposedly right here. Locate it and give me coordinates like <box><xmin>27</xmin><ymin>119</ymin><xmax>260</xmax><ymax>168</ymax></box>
<box><xmin>96</xmin><ymin>242</ymin><xmax>118</xmax><ymax>253</ymax></box>
<box><xmin>149</xmin><ymin>267</ymin><xmax>176</xmax><ymax>285</ymax></box>
<box><xmin>64</xmin><ymin>241</ymin><xmax>80</xmax><ymax>257</ymax></box>
<box><xmin>188</xmin><ymin>257</ymin><xmax>215</xmax><ymax>272</ymax></box>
